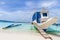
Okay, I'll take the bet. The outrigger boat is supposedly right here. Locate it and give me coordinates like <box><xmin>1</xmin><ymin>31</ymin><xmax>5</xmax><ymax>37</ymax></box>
<box><xmin>33</xmin><ymin>17</ymin><xmax>58</xmax><ymax>40</ymax></box>
<box><xmin>32</xmin><ymin>8</ymin><xmax>58</xmax><ymax>40</ymax></box>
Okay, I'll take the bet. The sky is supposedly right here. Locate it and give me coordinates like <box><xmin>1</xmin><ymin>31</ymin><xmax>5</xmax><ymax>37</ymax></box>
<box><xmin>0</xmin><ymin>0</ymin><xmax>60</xmax><ymax>22</ymax></box>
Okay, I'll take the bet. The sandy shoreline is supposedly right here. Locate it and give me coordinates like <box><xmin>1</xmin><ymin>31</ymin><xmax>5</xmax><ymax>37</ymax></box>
<box><xmin>0</xmin><ymin>29</ymin><xmax>60</xmax><ymax>40</ymax></box>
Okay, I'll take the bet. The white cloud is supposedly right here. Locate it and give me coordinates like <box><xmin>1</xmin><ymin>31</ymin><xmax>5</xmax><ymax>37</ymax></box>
<box><xmin>49</xmin><ymin>9</ymin><xmax>60</xmax><ymax>16</ymax></box>
<box><xmin>25</xmin><ymin>0</ymin><xmax>58</xmax><ymax>11</ymax></box>
<box><xmin>25</xmin><ymin>1</ymin><xmax>37</xmax><ymax>9</ymax></box>
<box><xmin>0</xmin><ymin>2</ymin><xmax>6</xmax><ymax>5</ymax></box>
<box><xmin>0</xmin><ymin>10</ymin><xmax>35</xmax><ymax>22</ymax></box>
<box><xmin>25</xmin><ymin>1</ymin><xmax>33</xmax><ymax>7</ymax></box>
<box><xmin>38</xmin><ymin>1</ymin><xmax>58</xmax><ymax>8</ymax></box>
<box><xmin>12</xmin><ymin>10</ymin><xmax>35</xmax><ymax>22</ymax></box>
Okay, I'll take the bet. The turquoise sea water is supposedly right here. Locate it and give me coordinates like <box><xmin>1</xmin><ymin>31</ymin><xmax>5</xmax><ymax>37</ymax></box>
<box><xmin>46</xmin><ymin>24</ymin><xmax>60</xmax><ymax>35</ymax></box>
<box><xmin>0</xmin><ymin>22</ymin><xmax>37</xmax><ymax>32</ymax></box>
<box><xmin>0</xmin><ymin>21</ymin><xmax>60</xmax><ymax>35</ymax></box>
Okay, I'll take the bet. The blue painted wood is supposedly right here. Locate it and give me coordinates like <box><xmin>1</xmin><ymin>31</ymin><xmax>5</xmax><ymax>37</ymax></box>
<box><xmin>32</xmin><ymin>12</ymin><xmax>41</xmax><ymax>23</ymax></box>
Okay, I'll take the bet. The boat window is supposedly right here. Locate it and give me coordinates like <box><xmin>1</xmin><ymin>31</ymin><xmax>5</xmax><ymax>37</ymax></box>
<box><xmin>43</xmin><ymin>13</ymin><xmax>47</xmax><ymax>17</ymax></box>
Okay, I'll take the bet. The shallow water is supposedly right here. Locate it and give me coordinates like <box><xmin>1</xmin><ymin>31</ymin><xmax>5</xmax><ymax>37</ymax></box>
<box><xmin>46</xmin><ymin>24</ymin><xmax>60</xmax><ymax>35</ymax></box>
<box><xmin>0</xmin><ymin>22</ymin><xmax>38</xmax><ymax>32</ymax></box>
<box><xmin>0</xmin><ymin>22</ymin><xmax>60</xmax><ymax>35</ymax></box>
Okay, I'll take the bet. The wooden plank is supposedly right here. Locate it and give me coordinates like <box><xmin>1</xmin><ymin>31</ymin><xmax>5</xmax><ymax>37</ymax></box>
<box><xmin>33</xmin><ymin>22</ymin><xmax>53</xmax><ymax>40</ymax></box>
<box><xmin>38</xmin><ymin>17</ymin><xmax>58</xmax><ymax>29</ymax></box>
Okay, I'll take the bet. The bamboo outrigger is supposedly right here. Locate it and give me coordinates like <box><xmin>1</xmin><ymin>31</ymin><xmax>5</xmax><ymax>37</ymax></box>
<box><xmin>33</xmin><ymin>17</ymin><xmax>58</xmax><ymax>40</ymax></box>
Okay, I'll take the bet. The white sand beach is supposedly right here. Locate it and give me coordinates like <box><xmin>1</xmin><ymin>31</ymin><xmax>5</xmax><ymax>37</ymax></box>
<box><xmin>0</xmin><ymin>29</ymin><xmax>60</xmax><ymax>40</ymax></box>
